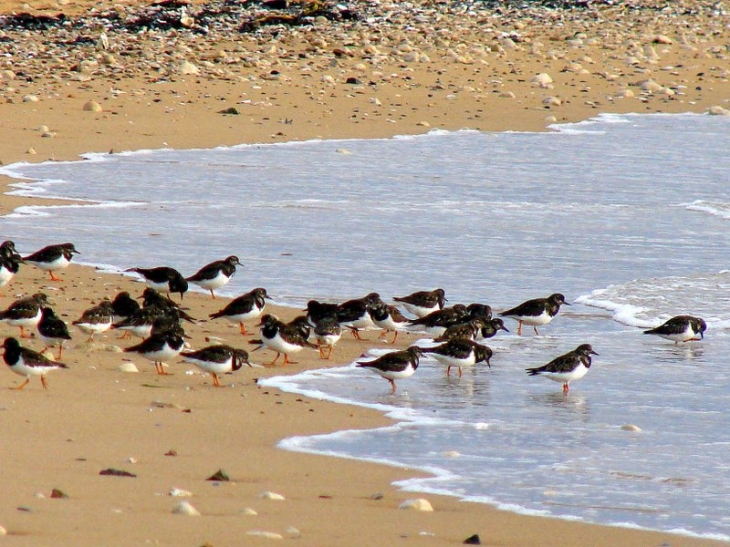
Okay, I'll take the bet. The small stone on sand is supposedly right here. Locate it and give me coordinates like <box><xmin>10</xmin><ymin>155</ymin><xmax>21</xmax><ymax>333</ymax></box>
<box><xmin>82</xmin><ymin>100</ymin><xmax>102</xmax><ymax>112</ymax></box>
<box><xmin>172</xmin><ymin>501</ymin><xmax>201</xmax><ymax>516</ymax></box>
<box><xmin>246</xmin><ymin>530</ymin><xmax>283</xmax><ymax>539</ymax></box>
<box><xmin>258</xmin><ymin>491</ymin><xmax>285</xmax><ymax>500</ymax></box>
<box><xmin>399</xmin><ymin>498</ymin><xmax>433</xmax><ymax>511</ymax></box>
<box><xmin>621</xmin><ymin>424</ymin><xmax>642</xmax><ymax>432</ymax></box>
<box><xmin>117</xmin><ymin>362</ymin><xmax>139</xmax><ymax>373</ymax></box>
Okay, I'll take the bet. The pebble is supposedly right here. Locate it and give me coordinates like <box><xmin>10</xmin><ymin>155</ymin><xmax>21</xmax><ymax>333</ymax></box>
<box><xmin>621</xmin><ymin>424</ymin><xmax>642</xmax><ymax>432</ymax></box>
<box><xmin>258</xmin><ymin>491</ymin><xmax>285</xmax><ymax>500</ymax></box>
<box><xmin>636</xmin><ymin>79</ymin><xmax>664</xmax><ymax>92</ymax></box>
<box><xmin>0</xmin><ymin>525</ymin><xmax>6</xmax><ymax>535</ymax></box>
<box><xmin>530</xmin><ymin>73</ymin><xmax>553</xmax><ymax>85</ymax></box>
<box><xmin>117</xmin><ymin>362</ymin><xmax>139</xmax><ymax>373</ymax></box>
<box><xmin>286</xmin><ymin>526</ymin><xmax>302</xmax><ymax>538</ymax></box>
<box><xmin>246</xmin><ymin>531</ymin><xmax>283</xmax><ymax>539</ymax></box>
<box><xmin>708</xmin><ymin>105</ymin><xmax>730</xmax><ymax>116</ymax></box>
<box><xmin>241</xmin><ymin>507</ymin><xmax>258</xmax><ymax>516</ymax></box>
<box><xmin>169</xmin><ymin>487</ymin><xmax>193</xmax><ymax>497</ymax></box>
<box><xmin>398</xmin><ymin>498</ymin><xmax>434</xmax><ymax>512</ymax></box>
<box><xmin>542</xmin><ymin>96</ymin><xmax>562</xmax><ymax>107</ymax></box>
<box><xmin>442</xmin><ymin>450</ymin><xmax>460</xmax><ymax>457</ymax></box>
<box><xmin>82</xmin><ymin>100</ymin><xmax>102</xmax><ymax>112</ymax></box>
<box><xmin>22</xmin><ymin>94</ymin><xmax>39</xmax><ymax>103</ymax></box>
<box><xmin>178</xmin><ymin>61</ymin><xmax>200</xmax><ymax>75</ymax></box>
<box><xmin>172</xmin><ymin>501</ymin><xmax>201</xmax><ymax>516</ymax></box>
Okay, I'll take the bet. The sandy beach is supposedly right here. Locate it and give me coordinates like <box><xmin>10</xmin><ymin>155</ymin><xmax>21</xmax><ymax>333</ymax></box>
<box><xmin>0</xmin><ymin>0</ymin><xmax>728</xmax><ymax>544</ymax></box>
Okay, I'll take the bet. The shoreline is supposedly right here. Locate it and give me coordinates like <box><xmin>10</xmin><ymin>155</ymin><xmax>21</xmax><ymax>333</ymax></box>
<box><xmin>1</xmin><ymin>0</ymin><xmax>729</xmax><ymax>544</ymax></box>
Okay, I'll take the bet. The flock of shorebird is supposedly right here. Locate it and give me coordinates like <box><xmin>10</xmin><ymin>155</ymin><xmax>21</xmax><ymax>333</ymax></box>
<box><xmin>0</xmin><ymin>241</ymin><xmax>708</xmax><ymax>393</ymax></box>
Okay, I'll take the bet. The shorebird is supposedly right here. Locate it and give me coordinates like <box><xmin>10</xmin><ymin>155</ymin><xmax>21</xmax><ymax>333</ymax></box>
<box><xmin>124</xmin><ymin>328</ymin><xmax>186</xmax><ymax>375</ymax></box>
<box><xmin>643</xmin><ymin>315</ymin><xmax>707</xmax><ymax>344</ymax></box>
<box><xmin>526</xmin><ymin>343</ymin><xmax>598</xmax><ymax>393</ymax></box>
<box><xmin>312</xmin><ymin>316</ymin><xmax>342</xmax><ymax>360</ymax></box>
<box><xmin>1</xmin><ymin>336</ymin><xmax>68</xmax><ymax>390</ymax></box>
<box><xmin>23</xmin><ymin>242</ymin><xmax>79</xmax><ymax>281</ymax></box>
<box><xmin>37</xmin><ymin>307</ymin><xmax>72</xmax><ymax>359</ymax></box>
<box><xmin>0</xmin><ymin>293</ymin><xmax>50</xmax><ymax>338</ymax></box>
<box><xmin>407</xmin><ymin>304</ymin><xmax>470</xmax><ymax>337</ymax></box>
<box><xmin>126</xmin><ymin>266</ymin><xmax>188</xmax><ymax>299</ymax></box>
<box><xmin>186</xmin><ymin>255</ymin><xmax>241</xmax><ymax>299</ymax></box>
<box><xmin>73</xmin><ymin>300</ymin><xmax>114</xmax><ymax>342</ymax></box>
<box><xmin>209</xmin><ymin>287</ymin><xmax>269</xmax><ymax>335</ymax></box>
<box><xmin>421</xmin><ymin>339</ymin><xmax>492</xmax><ymax>377</ymax></box>
<box><xmin>499</xmin><ymin>293</ymin><xmax>569</xmax><ymax>336</ymax></box>
<box><xmin>180</xmin><ymin>344</ymin><xmax>251</xmax><ymax>387</ymax></box>
<box><xmin>110</xmin><ymin>291</ymin><xmax>141</xmax><ymax>324</ymax></box>
<box><xmin>0</xmin><ymin>240</ymin><xmax>22</xmax><ymax>294</ymax></box>
<box><xmin>356</xmin><ymin>346</ymin><xmax>423</xmax><ymax>394</ymax></box>
<box><xmin>393</xmin><ymin>288</ymin><xmax>447</xmax><ymax>318</ymax></box>
<box><xmin>256</xmin><ymin>314</ymin><xmax>317</xmax><ymax>366</ymax></box>
<box><xmin>368</xmin><ymin>302</ymin><xmax>410</xmax><ymax>344</ymax></box>
<box><xmin>336</xmin><ymin>292</ymin><xmax>382</xmax><ymax>340</ymax></box>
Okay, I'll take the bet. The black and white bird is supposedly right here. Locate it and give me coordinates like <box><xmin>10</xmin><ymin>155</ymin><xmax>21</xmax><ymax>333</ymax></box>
<box><xmin>305</xmin><ymin>299</ymin><xmax>339</xmax><ymax>326</ymax></box>
<box><xmin>126</xmin><ymin>266</ymin><xmax>188</xmax><ymax>300</ymax></box>
<box><xmin>256</xmin><ymin>314</ymin><xmax>317</xmax><ymax>366</ymax></box>
<box><xmin>1</xmin><ymin>336</ymin><xmax>68</xmax><ymax>390</ymax></box>
<box><xmin>23</xmin><ymin>242</ymin><xmax>79</xmax><ymax>281</ymax></box>
<box><xmin>421</xmin><ymin>339</ymin><xmax>492</xmax><ymax>377</ymax></box>
<box><xmin>312</xmin><ymin>316</ymin><xmax>342</xmax><ymax>360</ymax></box>
<box><xmin>124</xmin><ymin>328</ymin><xmax>186</xmax><ymax>375</ymax></box>
<box><xmin>407</xmin><ymin>304</ymin><xmax>470</xmax><ymax>336</ymax></box>
<box><xmin>356</xmin><ymin>346</ymin><xmax>423</xmax><ymax>394</ymax></box>
<box><xmin>73</xmin><ymin>300</ymin><xmax>114</xmax><ymax>342</ymax></box>
<box><xmin>336</xmin><ymin>292</ymin><xmax>383</xmax><ymax>340</ymax></box>
<box><xmin>209</xmin><ymin>287</ymin><xmax>269</xmax><ymax>335</ymax></box>
<box><xmin>0</xmin><ymin>292</ymin><xmax>50</xmax><ymax>339</ymax></box>
<box><xmin>180</xmin><ymin>344</ymin><xmax>251</xmax><ymax>387</ymax></box>
<box><xmin>526</xmin><ymin>343</ymin><xmax>598</xmax><ymax>393</ymax></box>
<box><xmin>112</xmin><ymin>306</ymin><xmax>168</xmax><ymax>339</ymax></box>
<box><xmin>186</xmin><ymin>255</ymin><xmax>242</xmax><ymax>299</ymax></box>
<box><xmin>110</xmin><ymin>291</ymin><xmax>141</xmax><ymax>323</ymax></box>
<box><xmin>140</xmin><ymin>288</ymin><xmax>196</xmax><ymax>323</ymax></box>
<box><xmin>643</xmin><ymin>315</ymin><xmax>707</xmax><ymax>344</ymax></box>
<box><xmin>499</xmin><ymin>293</ymin><xmax>569</xmax><ymax>336</ymax></box>
<box><xmin>368</xmin><ymin>302</ymin><xmax>410</xmax><ymax>344</ymax></box>
<box><xmin>0</xmin><ymin>240</ymin><xmax>23</xmax><ymax>294</ymax></box>
<box><xmin>393</xmin><ymin>288</ymin><xmax>447</xmax><ymax>318</ymax></box>
<box><xmin>37</xmin><ymin>307</ymin><xmax>72</xmax><ymax>359</ymax></box>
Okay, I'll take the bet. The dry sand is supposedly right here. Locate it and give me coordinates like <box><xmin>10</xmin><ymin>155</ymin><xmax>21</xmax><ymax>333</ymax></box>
<box><xmin>0</xmin><ymin>0</ymin><xmax>728</xmax><ymax>544</ymax></box>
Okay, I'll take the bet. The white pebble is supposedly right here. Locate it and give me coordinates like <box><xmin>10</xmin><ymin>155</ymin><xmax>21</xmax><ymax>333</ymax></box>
<box><xmin>22</xmin><ymin>94</ymin><xmax>39</xmax><ymax>102</ymax></box>
<box><xmin>117</xmin><ymin>362</ymin><xmax>139</xmax><ymax>373</ymax></box>
<box><xmin>178</xmin><ymin>61</ymin><xmax>199</xmax><ymax>75</ymax></box>
<box><xmin>542</xmin><ymin>96</ymin><xmax>562</xmax><ymax>107</ymax></box>
<box><xmin>82</xmin><ymin>100</ymin><xmax>102</xmax><ymax>112</ymax></box>
<box><xmin>708</xmin><ymin>106</ymin><xmax>730</xmax><ymax>116</ymax></box>
<box><xmin>286</xmin><ymin>526</ymin><xmax>302</xmax><ymax>538</ymax></box>
<box><xmin>442</xmin><ymin>450</ymin><xmax>460</xmax><ymax>457</ymax></box>
<box><xmin>172</xmin><ymin>501</ymin><xmax>201</xmax><ymax>516</ymax></box>
<box><xmin>0</xmin><ymin>525</ymin><xmax>6</xmax><ymax>535</ymax></box>
<box><xmin>246</xmin><ymin>530</ymin><xmax>283</xmax><ymax>539</ymax></box>
<box><xmin>258</xmin><ymin>491</ymin><xmax>285</xmax><ymax>500</ymax></box>
<box><xmin>241</xmin><ymin>507</ymin><xmax>258</xmax><ymax>516</ymax></box>
<box><xmin>621</xmin><ymin>424</ymin><xmax>642</xmax><ymax>432</ymax></box>
<box><xmin>530</xmin><ymin>73</ymin><xmax>553</xmax><ymax>85</ymax></box>
<box><xmin>169</xmin><ymin>487</ymin><xmax>193</xmax><ymax>497</ymax></box>
<box><xmin>399</xmin><ymin>498</ymin><xmax>434</xmax><ymax>511</ymax></box>
<box><xmin>336</xmin><ymin>148</ymin><xmax>352</xmax><ymax>155</ymax></box>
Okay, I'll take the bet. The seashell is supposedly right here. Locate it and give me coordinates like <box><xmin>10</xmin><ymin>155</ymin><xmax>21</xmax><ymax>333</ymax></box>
<box><xmin>169</xmin><ymin>487</ymin><xmax>193</xmax><ymax>497</ymax></box>
<box><xmin>246</xmin><ymin>531</ymin><xmax>283</xmax><ymax>539</ymax></box>
<box><xmin>258</xmin><ymin>491</ymin><xmax>285</xmax><ymax>500</ymax></box>
<box><xmin>637</xmin><ymin>79</ymin><xmax>663</xmax><ymax>92</ymax></box>
<box><xmin>621</xmin><ymin>424</ymin><xmax>642</xmax><ymax>432</ymax></box>
<box><xmin>241</xmin><ymin>507</ymin><xmax>258</xmax><ymax>516</ymax></box>
<box><xmin>22</xmin><ymin>94</ymin><xmax>39</xmax><ymax>102</ymax></box>
<box><xmin>117</xmin><ymin>362</ymin><xmax>139</xmax><ymax>373</ymax></box>
<box><xmin>615</xmin><ymin>89</ymin><xmax>634</xmax><ymax>99</ymax></box>
<box><xmin>653</xmin><ymin>35</ymin><xmax>673</xmax><ymax>44</ymax></box>
<box><xmin>542</xmin><ymin>96</ymin><xmax>562</xmax><ymax>107</ymax></box>
<box><xmin>172</xmin><ymin>501</ymin><xmax>201</xmax><ymax>516</ymax></box>
<box><xmin>399</xmin><ymin>498</ymin><xmax>433</xmax><ymax>511</ymax></box>
<box><xmin>83</xmin><ymin>100</ymin><xmax>102</xmax><ymax>112</ymax></box>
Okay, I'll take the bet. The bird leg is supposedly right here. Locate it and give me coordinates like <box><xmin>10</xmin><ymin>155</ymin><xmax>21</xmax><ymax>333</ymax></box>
<box><xmin>238</xmin><ymin>322</ymin><xmax>248</xmax><ymax>335</ymax></box>
<box><xmin>458</xmin><ymin>367</ymin><xmax>463</xmax><ymax>378</ymax></box>
<box><xmin>533</xmin><ymin>326</ymin><xmax>540</xmax><ymax>335</ymax></box>
<box><xmin>282</xmin><ymin>354</ymin><xmax>297</xmax><ymax>365</ymax></box>
<box><xmin>13</xmin><ymin>378</ymin><xmax>30</xmax><ymax>390</ymax></box>
<box><xmin>56</xmin><ymin>345</ymin><xmax>64</xmax><ymax>360</ymax></box>
<box><xmin>267</xmin><ymin>352</ymin><xmax>281</xmax><ymax>366</ymax></box>
<box><xmin>349</xmin><ymin>327</ymin><xmax>362</xmax><ymax>341</ymax></box>
<box><xmin>390</xmin><ymin>331</ymin><xmax>399</xmax><ymax>344</ymax></box>
<box><xmin>155</xmin><ymin>362</ymin><xmax>170</xmax><ymax>375</ymax></box>
<box><xmin>41</xmin><ymin>376</ymin><xmax>49</xmax><ymax>389</ymax></box>
<box><xmin>388</xmin><ymin>379</ymin><xmax>397</xmax><ymax>394</ymax></box>
<box><xmin>211</xmin><ymin>373</ymin><xmax>221</xmax><ymax>387</ymax></box>
<box><xmin>49</xmin><ymin>271</ymin><xmax>62</xmax><ymax>282</ymax></box>
<box><xmin>209</xmin><ymin>290</ymin><xmax>216</xmax><ymax>299</ymax></box>
<box><xmin>446</xmin><ymin>366</ymin><xmax>452</xmax><ymax>377</ymax></box>
<box><xmin>562</xmin><ymin>383</ymin><xmax>569</xmax><ymax>394</ymax></box>
<box><xmin>517</xmin><ymin>321</ymin><xmax>523</xmax><ymax>336</ymax></box>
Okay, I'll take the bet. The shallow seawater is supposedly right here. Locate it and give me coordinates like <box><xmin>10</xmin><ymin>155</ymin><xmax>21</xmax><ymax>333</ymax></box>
<box><xmin>2</xmin><ymin>113</ymin><xmax>729</xmax><ymax>540</ymax></box>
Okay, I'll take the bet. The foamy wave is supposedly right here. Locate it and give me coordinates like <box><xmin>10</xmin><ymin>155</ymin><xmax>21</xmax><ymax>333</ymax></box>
<box><xmin>684</xmin><ymin>200</ymin><xmax>730</xmax><ymax>220</ymax></box>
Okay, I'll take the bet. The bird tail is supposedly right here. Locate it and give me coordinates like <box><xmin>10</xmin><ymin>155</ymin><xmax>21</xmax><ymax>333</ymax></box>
<box><xmin>525</xmin><ymin>367</ymin><xmax>541</xmax><ymax>376</ymax></box>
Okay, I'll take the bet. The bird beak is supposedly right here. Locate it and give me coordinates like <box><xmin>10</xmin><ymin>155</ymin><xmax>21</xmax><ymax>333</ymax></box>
<box><xmin>590</xmin><ymin>350</ymin><xmax>599</xmax><ymax>356</ymax></box>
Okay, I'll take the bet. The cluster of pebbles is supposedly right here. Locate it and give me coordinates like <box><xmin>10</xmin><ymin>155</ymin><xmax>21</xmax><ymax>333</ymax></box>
<box><xmin>0</xmin><ymin>0</ymin><xmax>728</xmax><ymax>122</ymax></box>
